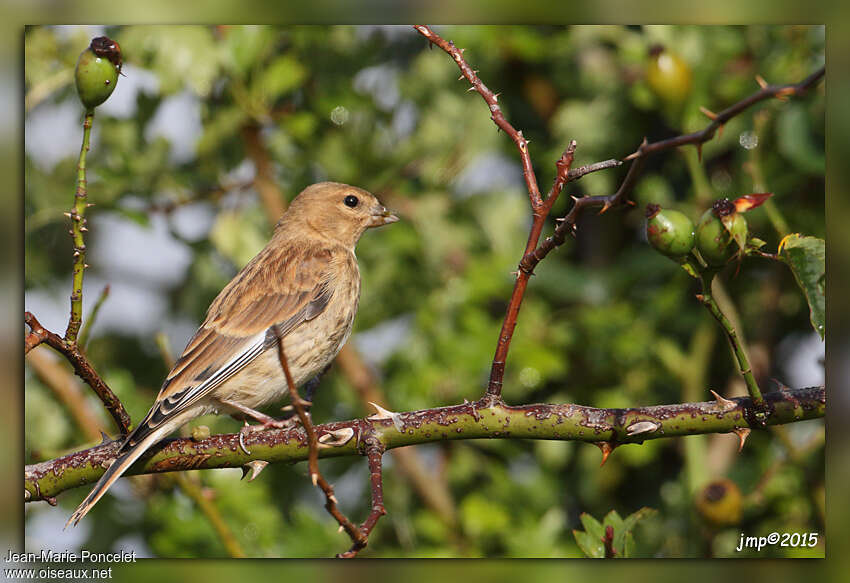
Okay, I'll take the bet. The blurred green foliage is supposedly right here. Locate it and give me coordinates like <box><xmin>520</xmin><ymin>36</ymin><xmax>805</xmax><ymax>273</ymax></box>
<box><xmin>24</xmin><ymin>25</ymin><xmax>824</xmax><ymax>557</ymax></box>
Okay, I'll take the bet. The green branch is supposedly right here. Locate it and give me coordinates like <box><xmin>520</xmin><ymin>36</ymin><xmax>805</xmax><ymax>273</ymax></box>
<box><xmin>697</xmin><ymin>271</ymin><xmax>765</xmax><ymax>410</ymax></box>
<box><xmin>26</xmin><ymin>387</ymin><xmax>824</xmax><ymax>503</ymax></box>
<box><xmin>64</xmin><ymin>109</ymin><xmax>94</xmax><ymax>345</ymax></box>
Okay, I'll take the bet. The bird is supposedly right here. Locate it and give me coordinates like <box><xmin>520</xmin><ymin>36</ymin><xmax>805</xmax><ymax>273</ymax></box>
<box><xmin>66</xmin><ymin>181</ymin><xmax>398</xmax><ymax>527</ymax></box>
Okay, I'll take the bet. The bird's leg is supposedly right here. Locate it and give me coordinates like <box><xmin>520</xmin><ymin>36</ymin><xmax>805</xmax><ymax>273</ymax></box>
<box><xmin>219</xmin><ymin>398</ymin><xmax>298</xmax><ymax>455</ymax></box>
<box><xmin>302</xmin><ymin>363</ymin><xmax>332</xmax><ymax>412</ymax></box>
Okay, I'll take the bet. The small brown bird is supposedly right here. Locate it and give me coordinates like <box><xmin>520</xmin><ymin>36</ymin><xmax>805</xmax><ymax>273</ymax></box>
<box><xmin>67</xmin><ymin>182</ymin><xmax>397</xmax><ymax>526</ymax></box>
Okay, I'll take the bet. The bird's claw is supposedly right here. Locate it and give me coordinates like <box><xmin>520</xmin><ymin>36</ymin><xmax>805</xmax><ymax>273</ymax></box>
<box><xmin>238</xmin><ymin>416</ymin><xmax>299</xmax><ymax>455</ymax></box>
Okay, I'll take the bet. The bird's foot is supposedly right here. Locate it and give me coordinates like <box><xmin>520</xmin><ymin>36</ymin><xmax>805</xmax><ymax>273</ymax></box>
<box><xmin>237</xmin><ymin>416</ymin><xmax>300</xmax><ymax>455</ymax></box>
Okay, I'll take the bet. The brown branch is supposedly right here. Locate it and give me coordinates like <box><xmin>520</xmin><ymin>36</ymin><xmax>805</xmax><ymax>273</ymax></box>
<box><xmin>25</xmin><ymin>311</ymin><xmax>131</xmax><ymax>434</ymax></box>
<box><xmin>274</xmin><ymin>328</ymin><xmax>365</xmax><ymax>553</ymax></box>
<box><xmin>337</xmin><ymin>437</ymin><xmax>386</xmax><ymax>558</ymax></box>
<box><xmin>520</xmin><ymin>145</ymin><xmax>647</xmax><ymax>274</ymax></box>
<box><xmin>623</xmin><ymin>66</ymin><xmax>825</xmax><ymax>161</ymax></box>
<box><xmin>521</xmin><ymin>65</ymin><xmax>824</xmax><ymax>274</ymax></box>
<box><xmin>414</xmin><ymin>26</ymin><xmax>584</xmax><ymax>402</ymax></box>
<box><xmin>567</xmin><ymin>158</ymin><xmax>622</xmax><ymax>181</ymax></box>
<box><xmin>413</xmin><ymin>24</ymin><xmax>824</xmax><ymax>411</ymax></box>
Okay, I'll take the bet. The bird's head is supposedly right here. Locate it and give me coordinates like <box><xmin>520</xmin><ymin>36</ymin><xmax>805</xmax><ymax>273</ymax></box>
<box><xmin>279</xmin><ymin>182</ymin><xmax>398</xmax><ymax>247</ymax></box>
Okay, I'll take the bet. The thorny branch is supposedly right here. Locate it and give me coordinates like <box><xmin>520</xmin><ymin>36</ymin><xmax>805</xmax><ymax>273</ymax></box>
<box><xmin>275</xmin><ymin>331</ymin><xmax>369</xmax><ymax>556</ymax></box>
<box><xmin>26</xmin><ymin>386</ymin><xmax>825</xmax><ymax>503</ymax></box>
<box><xmin>65</xmin><ymin>110</ymin><xmax>94</xmax><ymax>345</ymax></box>
<box><xmin>413</xmin><ymin>25</ymin><xmax>825</xmax><ymax>403</ymax></box>
<box><xmin>25</xmin><ymin>311</ymin><xmax>131</xmax><ymax>434</ymax></box>
<box><xmin>623</xmin><ymin>66</ymin><xmax>825</xmax><ymax>162</ymax></box>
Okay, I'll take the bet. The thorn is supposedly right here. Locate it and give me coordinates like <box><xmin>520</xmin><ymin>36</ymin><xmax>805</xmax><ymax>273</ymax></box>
<box><xmin>237</xmin><ymin>424</ymin><xmax>253</xmax><ymax>455</ymax></box>
<box><xmin>80</xmin><ymin>226</ymin><xmax>88</xmax><ymax>232</ymax></box>
<box><xmin>86</xmin><ymin>203</ymin><xmax>96</xmax><ymax>207</ymax></box>
<box><xmin>99</xmin><ymin>431</ymin><xmax>112</xmax><ymax>445</ymax></box>
<box><xmin>83</xmin><ymin>264</ymin><xmax>90</xmax><ymax>269</ymax></box>
<box><xmin>311</xmin><ymin>472</ymin><xmax>319</xmax><ymax>487</ymax></box>
<box><xmin>63</xmin><ymin>212</ymin><xmax>72</xmax><ymax>218</ymax></box>
<box><xmin>458</xmin><ymin>74</ymin><xmax>465</xmax><ymax>81</ymax></box>
<box><xmin>699</xmin><ymin>105</ymin><xmax>718</xmax><ymax>120</ymax></box>
<box><xmin>710</xmin><ymin>390</ymin><xmax>737</xmax><ymax>411</ymax></box>
<box><xmin>318</xmin><ymin>427</ymin><xmax>355</xmax><ymax>448</ymax></box>
<box><xmin>717</xmin><ymin>124</ymin><xmax>725</xmax><ymax>139</ymax></box>
<box><xmin>329</xmin><ymin>494</ymin><xmax>339</xmax><ymax>504</ymax></box>
<box><xmin>755</xmin><ymin>74</ymin><xmax>768</xmax><ymax>89</ymax></box>
<box><xmin>771</xmin><ymin>378</ymin><xmax>791</xmax><ymax>391</ymax></box>
<box><xmin>338</xmin><ymin>525</ymin><xmax>345</xmax><ymax>533</ymax></box>
<box><xmin>467</xmin><ymin>86</ymin><xmax>476</xmax><ymax>92</ymax></box>
<box><xmin>73</xmin><ymin>251</ymin><xmax>80</xmax><ymax>258</ymax></box>
<box><xmin>280</xmin><ymin>404</ymin><xmax>294</xmax><ymax>412</ymax></box>
<box><xmin>368</xmin><ymin>402</ymin><xmax>405</xmax><ymax>432</ymax></box>
<box><xmin>625</xmin><ymin>420</ymin><xmax>660</xmax><ymax>436</ymax></box>
<box><xmin>570</xmin><ymin>195</ymin><xmax>581</xmax><ymax>202</ymax></box>
<box><xmin>598</xmin><ymin>200</ymin><xmax>613</xmax><ymax>214</ymax></box>
<box><xmin>733</xmin><ymin>427</ymin><xmax>751</xmax><ymax>452</ymax></box>
<box><xmin>594</xmin><ymin>441</ymin><xmax>617</xmax><ymax>466</ymax></box>
<box><xmin>623</xmin><ymin>151</ymin><xmax>639</xmax><ymax>161</ymax></box>
<box><xmin>241</xmin><ymin>460</ymin><xmax>269</xmax><ymax>481</ymax></box>
<box><xmin>696</xmin><ymin>143</ymin><xmax>703</xmax><ymax>162</ymax></box>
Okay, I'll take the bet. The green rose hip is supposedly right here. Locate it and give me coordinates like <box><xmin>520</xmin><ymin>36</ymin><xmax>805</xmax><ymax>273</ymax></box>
<box><xmin>696</xmin><ymin>198</ymin><xmax>748</xmax><ymax>266</ymax></box>
<box><xmin>75</xmin><ymin>36</ymin><xmax>122</xmax><ymax>110</ymax></box>
<box><xmin>645</xmin><ymin>203</ymin><xmax>695</xmax><ymax>260</ymax></box>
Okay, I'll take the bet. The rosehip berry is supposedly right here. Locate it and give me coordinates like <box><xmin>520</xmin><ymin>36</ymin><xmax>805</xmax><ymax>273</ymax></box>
<box><xmin>75</xmin><ymin>36</ymin><xmax>121</xmax><ymax>109</ymax></box>
<box><xmin>645</xmin><ymin>203</ymin><xmax>695</xmax><ymax>260</ymax></box>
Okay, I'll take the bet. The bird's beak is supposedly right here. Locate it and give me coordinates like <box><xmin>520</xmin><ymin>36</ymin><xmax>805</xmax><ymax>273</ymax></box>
<box><xmin>368</xmin><ymin>205</ymin><xmax>399</xmax><ymax>228</ymax></box>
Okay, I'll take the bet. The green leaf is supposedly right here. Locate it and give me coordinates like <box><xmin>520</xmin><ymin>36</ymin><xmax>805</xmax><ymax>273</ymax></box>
<box><xmin>573</xmin><ymin>508</ymin><xmax>656</xmax><ymax>558</ymax></box>
<box><xmin>579</xmin><ymin>512</ymin><xmax>604</xmax><ymax>539</ymax></box>
<box><xmin>572</xmin><ymin>529</ymin><xmax>605</xmax><ymax>558</ymax></box>
<box><xmin>780</xmin><ymin>234</ymin><xmax>825</xmax><ymax>339</ymax></box>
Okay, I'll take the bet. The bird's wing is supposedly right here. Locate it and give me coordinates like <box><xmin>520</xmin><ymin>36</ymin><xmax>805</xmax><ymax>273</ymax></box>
<box><xmin>123</xmin><ymin>244</ymin><xmax>335</xmax><ymax>450</ymax></box>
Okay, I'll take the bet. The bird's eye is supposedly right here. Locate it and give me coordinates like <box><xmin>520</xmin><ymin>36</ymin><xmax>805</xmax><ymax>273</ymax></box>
<box><xmin>343</xmin><ymin>195</ymin><xmax>359</xmax><ymax>208</ymax></box>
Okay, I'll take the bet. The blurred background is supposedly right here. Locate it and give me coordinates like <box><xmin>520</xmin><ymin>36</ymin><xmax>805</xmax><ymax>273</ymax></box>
<box><xmin>23</xmin><ymin>25</ymin><xmax>823</xmax><ymax>558</ymax></box>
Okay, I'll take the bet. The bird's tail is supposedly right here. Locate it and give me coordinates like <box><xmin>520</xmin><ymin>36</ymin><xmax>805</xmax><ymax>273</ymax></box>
<box><xmin>64</xmin><ymin>422</ymin><xmax>173</xmax><ymax>528</ymax></box>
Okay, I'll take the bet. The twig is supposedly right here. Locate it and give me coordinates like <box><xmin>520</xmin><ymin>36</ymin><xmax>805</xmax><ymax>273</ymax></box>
<box><xmin>274</xmin><ymin>328</ymin><xmax>365</xmax><ymax>552</ymax></box>
<box><xmin>337</xmin><ymin>438</ymin><xmax>386</xmax><ymax>558</ymax></box>
<box><xmin>695</xmin><ymin>271</ymin><xmax>766</xmax><ymax>412</ymax></box>
<box><xmin>623</xmin><ymin>66</ymin><xmax>825</xmax><ymax>162</ymax></box>
<box><xmin>26</xmin><ymin>386</ymin><xmax>825</xmax><ymax>503</ymax></box>
<box><xmin>25</xmin><ymin>311</ymin><xmax>131</xmax><ymax>434</ymax></box>
<box><xmin>65</xmin><ymin>109</ymin><xmax>95</xmax><ymax>345</ymax></box>
<box><xmin>567</xmin><ymin>159</ymin><xmax>622</xmax><ymax>181</ymax></box>
<box><xmin>520</xmin><ymin>146</ymin><xmax>647</xmax><ymax>275</ymax></box>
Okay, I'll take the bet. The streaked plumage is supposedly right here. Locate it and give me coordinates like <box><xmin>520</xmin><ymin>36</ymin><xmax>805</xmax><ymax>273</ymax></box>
<box><xmin>67</xmin><ymin>182</ymin><xmax>397</xmax><ymax>526</ymax></box>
